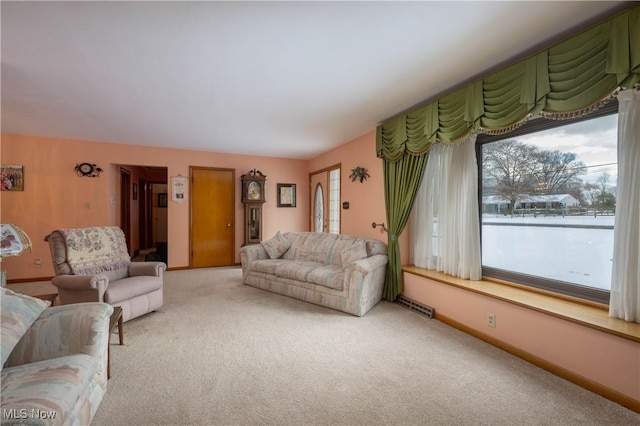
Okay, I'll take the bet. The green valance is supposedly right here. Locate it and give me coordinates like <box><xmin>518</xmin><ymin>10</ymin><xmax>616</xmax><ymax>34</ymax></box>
<box><xmin>377</xmin><ymin>5</ymin><xmax>640</xmax><ymax>162</ymax></box>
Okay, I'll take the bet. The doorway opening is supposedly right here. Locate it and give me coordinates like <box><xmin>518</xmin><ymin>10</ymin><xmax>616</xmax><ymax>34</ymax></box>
<box><xmin>118</xmin><ymin>165</ymin><xmax>168</xmax><ymax>264</ymax></box>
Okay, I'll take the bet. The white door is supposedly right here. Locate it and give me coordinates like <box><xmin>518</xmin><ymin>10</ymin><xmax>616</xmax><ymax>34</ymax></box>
<box><xmin>309</xmin><ymin>166</ymin><xmax>340</xmax><ymax>233</ymax></box>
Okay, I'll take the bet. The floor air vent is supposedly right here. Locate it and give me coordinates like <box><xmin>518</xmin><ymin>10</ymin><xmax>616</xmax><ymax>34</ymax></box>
<box><xmin>396</xmin><ymin>295</ymin><xmax>435</xmax><ymax>318</ymax></box>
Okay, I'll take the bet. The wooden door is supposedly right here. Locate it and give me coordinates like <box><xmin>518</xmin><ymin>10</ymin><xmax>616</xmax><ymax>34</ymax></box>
<box><xmin>191</xmin><ymin>167</ymin><xmax>235</xmax><ymax>267</ymax></box>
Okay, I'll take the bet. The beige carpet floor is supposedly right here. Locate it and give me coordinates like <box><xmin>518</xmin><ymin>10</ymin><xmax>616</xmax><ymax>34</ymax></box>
<box><xmin>92</xmin><ymin>267</ymin><xmax>640</xmax><ymax>425</ymax></box>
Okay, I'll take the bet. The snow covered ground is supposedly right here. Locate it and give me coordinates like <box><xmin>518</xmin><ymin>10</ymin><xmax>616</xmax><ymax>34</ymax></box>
<box><xmin>482</xmin><ymin>214</ymin><xmax>614</xmax><ymax>290</ymax></box>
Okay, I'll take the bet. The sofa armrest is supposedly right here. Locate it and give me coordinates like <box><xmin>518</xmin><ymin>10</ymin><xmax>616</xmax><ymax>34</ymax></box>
<box><xmin>51</xmin><ymin>274</ymin><xmax>107</xmax><ymax>290</ymax></box>
<box><xmin>239</xmin><ymin>244</ymin><xmax>268</xmax><ymax>279</ymax></box>
<box><xmin>349</xmin><ymin>254</ymin><xmax>389</xmax><ymax>275</ymax></box>
<box><xmin>5</xmin><ymin>303</ymin><xmax>113</xmax><ymax>372</ymax></box>
<box><xmin>51</xmin><ymin>274</ymin><xmax>109</xmax><ymax>304</ymax></box>
<box><xmin>129</xmin><ymin>261</ymin><xmax>166</xmax><ymax>277</ymax></box>
<box><xmin>343</xmin><ymin>254</ymin><xmax>389</xmax><ymax>316</ymax></box>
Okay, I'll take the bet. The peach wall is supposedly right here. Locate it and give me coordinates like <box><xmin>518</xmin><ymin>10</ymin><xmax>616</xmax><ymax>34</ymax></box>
<box><xmin>307</xmin><ymin>130</ymin><xmax>409</xmax><ymax>263</ymax></box>
<box><xmin>1</xmin><ymin>130</ymin><xmax>400</xmax><ymax>280</ymax></box>
<box><xmin>1</xmin><ymin>134</ymin><xmax>309</xmax><ymax>280</ymax></box>
<box><xmin>4</xmin><ymin>131</ymin><xmax>636</xmax><ymax>408</ymax></box>
<box><xmin>403</xmin><ymin>273</ymin><xmax>640</xmax><ymax>403</ymax></box>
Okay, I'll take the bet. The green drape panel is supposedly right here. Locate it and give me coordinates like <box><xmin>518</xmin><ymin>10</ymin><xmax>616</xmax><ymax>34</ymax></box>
<box><xmin>376</xmin><ymin>5</ymin><xmax>640</xmax><ymax>158</ymax></box>
<box><xmin>382</xmin><ymin>153</ymin><xmax>429</xmax><ymax>301</ymax></box>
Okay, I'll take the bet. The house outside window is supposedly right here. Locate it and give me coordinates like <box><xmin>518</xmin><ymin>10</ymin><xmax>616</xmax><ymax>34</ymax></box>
<box><xmin>478</xmin><ymin>102</ymin><xmax>618</xmax><ymax>304</ymax></box>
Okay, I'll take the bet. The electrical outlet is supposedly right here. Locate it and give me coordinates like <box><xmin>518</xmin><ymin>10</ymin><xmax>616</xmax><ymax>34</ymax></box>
<box><xmin>487</xmin><ymin>313</ymin><xmax>496</xmax><ymax>328</ymax></box>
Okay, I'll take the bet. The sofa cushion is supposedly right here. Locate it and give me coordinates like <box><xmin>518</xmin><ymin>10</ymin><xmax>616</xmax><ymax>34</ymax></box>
<box><xmin>282</xmin><ymin>232</ymin><xmax>340</xmax><ymax>263</ymax></box>
<box><xmin>341</xmin><ymin>240</ymin><xmax>368</xmax><ymax>266</ymax></box>
<box><xmin>251</xmin><ymin>259</ymin><xmax>289</xmax><ymax>275</ymax></box>
<box><xmin>307</xmin><ymin>265</ymin><xmax>345</xmax><ymax>290</ymax></box>
<box><xmin>1</xmin><ymin>288</ymin><xmax>50</xmax><ymax>367</ymax></box>
<box><xmin>274</xmin><ymin>261</ymin><xmax>321</xmax><ymax>281</ymax></box>
<box><xmin>104</xmin><ymin>276</ymin><xmax>162</xmax><ymax>304</ymax></box>
<box><xmin>1</xmin><ymin>354</ymin><xmax>97</xmax><ymax>425</ymax></box>
<box><xmin>261</xmin><ymin>231</ymin><xmax>291</xmax><ymax>259</ymax></box>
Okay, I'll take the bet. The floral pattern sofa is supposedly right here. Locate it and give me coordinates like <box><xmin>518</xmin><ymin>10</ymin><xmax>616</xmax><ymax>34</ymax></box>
<box><xmin>240</xmin><ymin>232</ymin><xmax>388</xmax><ymax>316</ymax></box>
<box><xmin>1</xmin><ymin>288</ymin><xmax>112</xmax><ymax>425</ymax></box>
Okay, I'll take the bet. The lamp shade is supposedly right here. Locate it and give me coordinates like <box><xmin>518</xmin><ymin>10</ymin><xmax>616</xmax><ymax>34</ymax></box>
<box><xmin>0</xmin><ymin>224</ymin><xmax>32</xmax><ymax>258</ymax></box>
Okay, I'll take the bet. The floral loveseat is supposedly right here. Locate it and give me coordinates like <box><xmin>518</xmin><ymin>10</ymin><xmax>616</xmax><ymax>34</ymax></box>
<box><xmin>239</xmin><ymin>232</ymin><xmax>388</xmax><ymax>316</ymax></box>
<box><xmin>1</xmin><ymin>288</ymin><xmax>112</xmax><ymax>425</ymax></box>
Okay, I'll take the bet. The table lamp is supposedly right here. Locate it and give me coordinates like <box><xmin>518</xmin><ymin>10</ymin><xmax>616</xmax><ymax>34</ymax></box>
<box><xmin>0</xmin><ymin>224</ymin><xmax>32</xmax><ymax>287</ymax></box>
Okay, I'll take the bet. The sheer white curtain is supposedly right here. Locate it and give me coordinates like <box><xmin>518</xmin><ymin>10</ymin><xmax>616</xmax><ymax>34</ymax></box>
<box><xmin>411</xmin><ymin>136</ymin><xmax>482</xmax><ymax>280</ymax></box>
<box><xmin>609</xmin><ymin>89</ymin><xmax>640</xmax><ymax>323</ymax></box>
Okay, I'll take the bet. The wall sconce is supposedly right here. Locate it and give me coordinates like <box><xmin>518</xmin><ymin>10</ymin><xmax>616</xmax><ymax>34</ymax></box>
<box><xmin>75</xmin><ymin>162</ymin><xmax>102</xmax><ymax>177</ymax></box>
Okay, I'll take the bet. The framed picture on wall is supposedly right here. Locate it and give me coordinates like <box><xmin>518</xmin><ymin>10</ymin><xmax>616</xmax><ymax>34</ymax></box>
<box><xmin>171</xmin><ymin>175</ymin><xmax>187</xmax><ymax>203</ymax></box>
<box><xmin>277</xmin><ymin>183</ymin><xmax>296</xmax><ymax>207</ymax></box>
<box><xmin>158</xmin><ymin>193</ymin><xmax>168</xmax><ymax>208</ymax></box>
<box><xmin>1</xmin><ymin>165</ymin><xmax>24</xmax><ymax>191</ymax></box>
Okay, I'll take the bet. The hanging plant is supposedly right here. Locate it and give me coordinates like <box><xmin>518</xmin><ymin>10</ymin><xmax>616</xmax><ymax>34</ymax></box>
<box><xmin>349</xmin><ymin>166</ymin><xmax>370</xmax><ymax>183</ymax></box>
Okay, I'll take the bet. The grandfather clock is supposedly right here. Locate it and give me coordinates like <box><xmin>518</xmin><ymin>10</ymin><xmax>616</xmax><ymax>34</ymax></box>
<box><xmin>241</xmin><ymin>169</ymin><xmax>266</xmax><ymax>245</ymax></box>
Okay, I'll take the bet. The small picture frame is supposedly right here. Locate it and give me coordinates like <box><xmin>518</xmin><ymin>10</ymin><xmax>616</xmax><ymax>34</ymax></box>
<box><xmin>158</xmin><ymin>193</ymin><xmax>168</xmax><ymax>208</ymax></box>
<box><xmin>277</xmin><ymin>183</ymin><xmax>296</xmax><ymax>207</ymax></box>
<box><xmin>1</xmin><ymin>165</ymin><xmax>24</xmax><ymax>191</ymax></box>
<box><xmin>171</xmin><ymin>175</ymin><xmax>187</xmax><ymax>203</ymax></box>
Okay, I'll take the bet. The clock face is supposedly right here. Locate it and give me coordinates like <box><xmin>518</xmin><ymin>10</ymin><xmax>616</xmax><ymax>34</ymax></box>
<box><xmin>79</xmin><ymin>163</ymin><xmax>94</xmax><ymax>175</ymax></box>
<box><xmin>247</xmin><ymin>181</ymin><xmax>261</xmax><ymax>200</ymax></box>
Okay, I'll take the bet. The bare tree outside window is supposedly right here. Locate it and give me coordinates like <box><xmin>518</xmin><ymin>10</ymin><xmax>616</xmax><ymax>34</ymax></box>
<box><xmin>479</xmin><ymin>108</ymin><xmax>618</xmax><ymax>303</ymax></box>
<box><xmin>483</xmin><ymin>141</ymin><xmax>587</xmax><ymax>215</ymax></box>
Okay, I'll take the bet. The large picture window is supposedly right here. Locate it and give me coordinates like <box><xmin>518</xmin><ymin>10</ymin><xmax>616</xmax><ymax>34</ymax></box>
<box><xmin>478</xmin><ymin>103</ymin><xmax>618</xmax><ymax>303</ymax></box>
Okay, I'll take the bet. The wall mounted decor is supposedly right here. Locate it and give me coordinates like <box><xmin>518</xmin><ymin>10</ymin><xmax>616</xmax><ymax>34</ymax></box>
<box><xmin>75</xmin><ymin>162</ymin><xmax>102</xmax><ymax>177</ymax></box>
<box><xmin>349</xmin><ymin>166</ymin><xmax>369</xmax><ymax>183</ymax></box>
<box><xmin>277</xmin><ymin>183</ymin><xmax>296</xmax><ymax>207</ymax></box>
<box><xmin>171</xmin><ymin>175</ymin><xmax>187</xmax><ymax>203</ymax></box>
<box><xmin>1</xmin><ymin>165</ymin><xmax>24</xmax><ymax>191</ymax></box>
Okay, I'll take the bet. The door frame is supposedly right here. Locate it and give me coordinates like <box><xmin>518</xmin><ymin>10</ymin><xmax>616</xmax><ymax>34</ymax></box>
<box><xmin>119</xmin><ymin>168</ymin><xmax>132</xmax><ymax>254</ymax></box>
<box><xmin>309</xmin><ymin>163</ymin><xmax>341</xmax><ymax>233</ymax></box>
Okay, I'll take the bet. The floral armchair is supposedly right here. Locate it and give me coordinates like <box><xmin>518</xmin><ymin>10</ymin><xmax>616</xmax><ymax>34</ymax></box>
<box><xmin>45</xmin><ymin>226</ymin><xmax>165</xmax><ymax>322</ymax></box>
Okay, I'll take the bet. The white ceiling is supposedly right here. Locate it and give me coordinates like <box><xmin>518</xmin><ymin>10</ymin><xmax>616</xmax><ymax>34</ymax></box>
<box><xmin>1</xmin><ymin>1</ymin><xmax>632</xmax><ymax>159</ymax></box>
